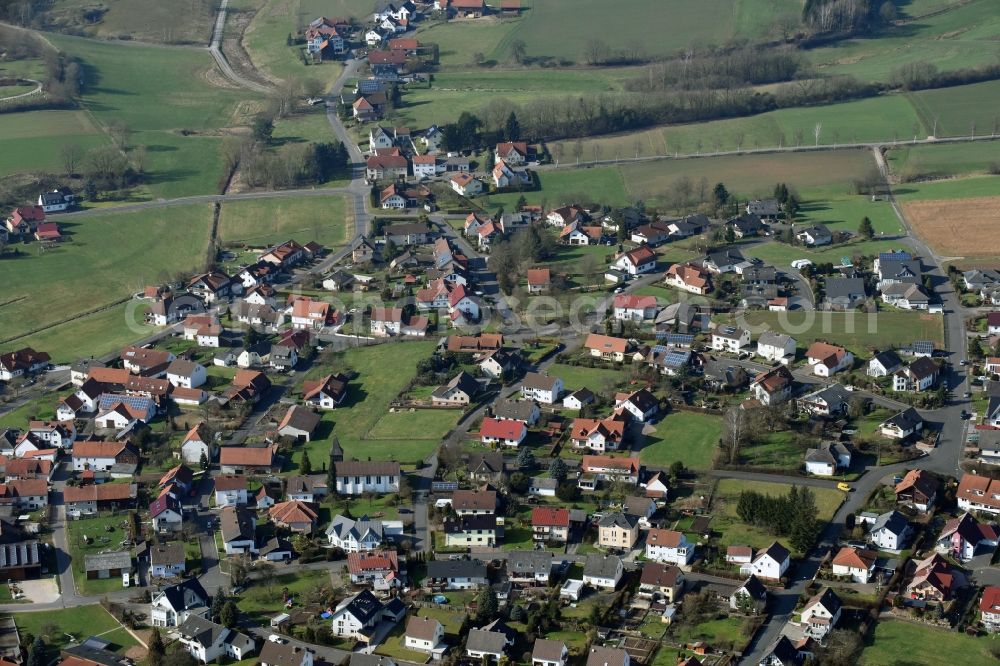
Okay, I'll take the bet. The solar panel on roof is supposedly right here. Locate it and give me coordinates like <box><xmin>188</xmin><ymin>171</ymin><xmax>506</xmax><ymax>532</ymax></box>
<box><xmin>98</xmin><ymin>393</ymin><xmax>154</xmax><ymax>412</ymax></box>
<box><xmin>664</xmin><ymin>350</ymin><xmax>691</xmax><ymax>366</ymax></box>
<box><xmin>912</xmin><ymin>341</ymin><xmax>934</xmax><ymax>354</ymax></box>
<box><xmin>650</xmin><ymin>345</ymin><xmax>668</xmax><ymax>356</ymax></box>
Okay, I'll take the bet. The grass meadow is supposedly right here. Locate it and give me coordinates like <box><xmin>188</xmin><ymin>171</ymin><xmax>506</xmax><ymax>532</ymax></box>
<box><xmin>1</xmin><ymin>205</ymin><xmax>212</xmax><ymax>355</ymax></box>
<box><xmin>0</xmin><ymin>110</ymin><xmax>109</xmax><ymax>178</ymax></box>
<box><xmin>639</xmin><ymin>411</ymin><xmax>722</xmax><ymax>470</ymax></box>
<box><xmin>860</xmin><ymin>619</ymin><xmax>997</xmax><ymax>665</ymax></box>
<box><xmin>47</xmin><ymin>0</ymin><xmax>216</xmax><ymax>43</ymax></box>
<box><xmin>887</xmin><ymin>139</ymin><xmax>1000</xmax><ymax>179</ymax></box>
<box><xmin>486</xmin><ymin>167</ymin><xmax>629</xmax><ymax>210</ymax></box>
<box><xmin>218</xmin><ymin>196</ymin><xmax>350</xmax><ymax>248</ymax></box>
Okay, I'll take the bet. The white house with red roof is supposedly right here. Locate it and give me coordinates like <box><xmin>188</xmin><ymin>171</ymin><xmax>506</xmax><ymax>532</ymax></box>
<box><xmin>980</xmin><ymin>586</ymin><xmax>1000</xmax><ymax>632</ymax></box>
<box><xmin>348</xmin><ymin>550</ymin><xmax>404</xmax><ymax>590</ymax></box>
<box><xmin>645</xmin><ymin>528</ymin><xmax>695</xmax><ymax>565</ymax></box>
<box><xmin>612</xmin><ymin>294</ymin><xmax>657</xmax><ymax>321</ymax></box>
<box><xmin>479</xmin><ymin>417</ymin><xmax>526</xmax><ymax>447</ymax></box>
<box><xmin>495</xmin><ymin>141</ymin><xmax>529</xmax><ymax>165</ymax></box>
<box><xmin>450</xmin><ymin>172</ymin><xmax>482</xmax><ymax>196</ymax></box>
<box><xmin>612</xmin><ymin>246</ymin><xmax>656</xmax><ymax>276</ymax></box>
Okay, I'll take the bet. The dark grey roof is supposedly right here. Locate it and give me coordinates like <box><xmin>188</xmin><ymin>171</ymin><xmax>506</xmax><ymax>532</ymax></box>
<box><xmin>907</xmin><ymin>356</ymin><xmax>938</xmax><ymax>379</ymax></box>
<box><xmin>149</xmin><ymin>541</ymin><xmax>184</xmax><ymax>565</ymax></box>
<box><xmin>883</xmin><ymin>407</ymin><xmax>922</xmax><ymax>431</ymax></box>
<box><xmin>62</xmin><ymin>644</ymin><xmax>131</xmax><ymax>666</ymax></box>
<box><xmin>426</xmin><ymin>558</ymin><xmax>487</xmax><ymax>579</ymax></box>
<box><xmin>585</xmin><ymin>646</ymin><xmax>629</xmax><ymax>666</ymax></box>
<box><xmin>157</xmin><ymin>578</ymin><xmax>209</xmax><ymax>612</ymax></box>
<box><xmin>350</xmin><ymin>655</ymin><xmax>396</xmax><ymax>666</ymax></box>
<box><xmin>507</xmin><ymin>550</ymin><xmax>553</xmax><ymax>576</ymax></box>
<box><xmin>871</xmin><ymin>350</ymin><xmax>902</xmax><ymax>371</ymax></box>
<box><xmin>597</xmin><ymin>512</ymin><xmax>637</xmax><ymax>530</ymax></box>
<box><xmin>806</xmin><ymin>587</ymin><xmax>843</xmax><ymax>616</ymax></box>
<box><xmin>433</xmin><ymin>371</ymin><xmax>480</xmax><ymax>399</ymax></box>
<box><xmin>466</xmin><ymin>628</ymin><xmax>509</xmax><ymax>655</ymax></box>
<box><xmin>493</xmin><ymin>398</ymin><xmax>537</xmax><ymax>422</ymax></box>
<box><xmin>871</xmin><ymin>510</ymin><xmax>908</xmax><ymax>537</ymax></box>
<box><xmin>444</xmin><ymin>514</ymin><xmax>496</xmax><ymax>534</ymax></box>
<box><xmin>583</xmin><ymin>553</ymin><xmax>622</xmax><ymax>578</ymax></box>
<box><xmin>736</xmin><ymin>574</ymin><xmax>767</xmax><ymax>600</ymax></box>
<box><xmin>825</xmin><ymin>277</ymin><xmax>866</xmax><ymax>300</ymax></box>
<box><xmin>84</xmin><ymin>551</ymin><xmax>131</xmax><ymax>572</ymax></box>
<box><xmin>705</xmin><ymin>248</ymin><xmax>745</xmax><ymax>268</ymax></box>
<box><xmin>338</xmin><ymin>589</ymin><xmax>383</xmax><ymax>624</ymax></box>
<box><xmin>177</xmin><ymin>615</ymin><xmax>226</xmax><ymax>647</ymax></box>
<box><xmin>220</xmin><ymin>506</ymin><xmax>256</xmax><ymax>543</ymax></box>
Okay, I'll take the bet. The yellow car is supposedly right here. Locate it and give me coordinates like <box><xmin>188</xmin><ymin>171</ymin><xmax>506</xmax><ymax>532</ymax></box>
<box><xmin>837</xmin><ymin>482</ymin><xmax>852</xmax><ymax>492</ymax></box>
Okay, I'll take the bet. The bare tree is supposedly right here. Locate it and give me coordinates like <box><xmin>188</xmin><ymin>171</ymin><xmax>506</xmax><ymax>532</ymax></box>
<box><xmin>721</xmin><ymin>406</ymin><xmax>751</xmax><ymax>465</ymax></box>
<box><xmin>572</xmin><ymin>140</ymin><xmax>583</xmax><ymax>164</ymax></box>
<box><xmin>813</xmin><ymin>122</ymin><xmax>822</xmax><ymax>147</ymax></box>
<box><xmin>508</xmin><ymin>39</ymin><xmax>527</xmax><ymax>65</ymax></box>
<box><xmin>108</xmin><ymin>121</ymin><xmax>131</xmax><ymax>150</ymax></box>
<box><xmin>60</xmin><ymin>143</ymin><xmax>84</xmax><ymax>176</ymax></box>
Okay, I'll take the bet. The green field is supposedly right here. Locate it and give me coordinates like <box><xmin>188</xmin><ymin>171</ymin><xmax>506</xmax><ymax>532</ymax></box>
<box><xmin>742</xmin><ymin>237</ymin><xmax>907</xmax><ymax>267</ymax></box>
<box><xmin>1</xmin><ymin>205</ymin><xmax>211</xmax><ymax>355</ymax></box>
<box><xmin>730</xmin><ymin>311</ymin><xmax>944</xmax><ymax>358</ymax></box>
<box><xmin>487</xmin><ymin>167</ymin><xmax>629</xmax><ymax>210</ymax></box>
<box><xmin>807</xmin><ymin>0</ymin><xmax>1000</xmax><ymax>82</ymax></box>
<box><xmin>887</xmin><ymin>140</ymin><xmax>1000</xmax><ymax>180</ymax></box>
<box><xmin>12</xmin><ymin>302</ymin><xmax>156</xmax><ymax>363</ymax></box>
<box><xmin>909</xmin><ymin>80</ymin><xmax>1000</xmax><ymax>138</ymax></box>
<box><xmin>4</xmin><ymin>605</ymin><xmax>134</xmax><ymax>651</ymax></box>
<box><xmin>295</xmin><ymin>341</ymin><xmax>443</xmax><ymax>467</ymax></box>
<box><xmin>860</xmin><ymin>619</ymin><xmax>997</xmax><ymax>665</ymax></box>
<box><xmin>547</xmin><ymin>362</ymin><xmax>625</xmax><ymax>393</ymax></box>
<box><xmin>46</xmin><ymin>0</ymin><xmax>216</xmax><ymax>43</ymax></box>
<box><xmin>367</xmin><ymin>408</ymin><xmax>461</xmax><ymax>440</ymax></box>
<box><xmin>639</xmin><ymin>410</ymin><xmax>722</xmax><ymax>470</ymax></box>
<box><xmin>792</xmin><ymin>188</ymin><xmax>904</xmax><ymax>236</ymax></box>
<box><xmin>419</xmin><ymin>0</ymin><xmax>800</xmax><ymax>66</ymax></box>
<box><xmin>620</xmin><ymin>150</ymin><xmax>878</xmax><ymax>203</ymax></box>
<box><xmin>713</xmin><ymin>479</ymin><xmax>843</xmax><ymax>554</ymax></box>
<box><xmin>218</xmin><ymin>196</ymin><xmax>350</xmax><ymax>247</ymax></box>
<box><xmin>894</xmin><ymin>175</ymin><xmax>1000</xmax><ymax>201</ymax></box>
<box><xmin>0</xmin><ymin>110</ymin><xmax>109</xmax><ymax>178</ymax></box>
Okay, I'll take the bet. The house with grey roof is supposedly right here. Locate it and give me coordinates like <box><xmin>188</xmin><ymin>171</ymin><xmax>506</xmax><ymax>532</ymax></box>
<box><xmin>532</xmin><ymin>639</ymin><xmax>568</xmax><ymax>666</ymax></box>
<box><xmin>756</xmin><ymin>332</ymin><xmax>796</xmax><ymax>364</ymax></box>
<box><xmin>329</xmin><ymin>589</ymin><xmax>406</xmax><ymax>640</ymax></box>
<box><xmin>493</xmin><ymin>398</ymin><xmax>540</xmax><ymax>425</ymax></box>
<box><xmin>507</xmin><ymin>550</ymin><xmax>554</xmax><ymax>585</ymax></box>
<box><xmin>425</xmin><ymin>558</ymin><xmax>488</xmax><ymax>589</ymax></box>
<box><xmin>582</xmin><ymin>553</ymin><xmax>624</xmax><ymax>589</ymax></box>
<box><xmin>585</xmin><ymin>646</ymin><xmax>630</xmax><ymax>666</ymax></box>
<box><xmin>431</xmin><ymin>371</ymin><xmax>480</xmax><ymax>406</ymax></box>
<box><xmin>868</xmin><ymin>510</ymin><xmax>910</xmax><ymax>552</ymax></box>
<box><xmin>151</xmin><ymin>578</ymin><xmax>210</xmax><ymax>627</ymax></box>
<box><xmin>804</xmin><ymin>442</ymin><xmax>852</xmax><ymax>476</ymax></box>
<box><xmin>824</xmin><ymin>277</ymin><xmax>866</xmax><ymax>310</ymax></box>
<box><xmin>177</xmin><ymin>615</ymin><xmax>255</xmax><ymax>663</ymax></box>
<box><xmin>795</xmin><ymin>224</ymin><xmax>832</xmax><ymax>246</ymax></box>
<box><xmin>466</xmin><ymin>620</ymin><xmax>516</xmax><ymax>661</ymax></box>
<box><xmin>326</xmin><ymin>515</ymin><xmax>390</xmax><ymax>552</ymax></box>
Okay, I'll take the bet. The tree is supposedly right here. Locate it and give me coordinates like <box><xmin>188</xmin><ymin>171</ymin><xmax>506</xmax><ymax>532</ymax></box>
<box><xmin>859</xmin><ymin>216</ymin><xmax>874</xmax><ymax>239</ymax></box>
<box><xmin>476</xmin><ymin>586</ymin><xmax>499</xmax><ymax>621</ymax></box>
<box><xmin>220</xmin><ymin>601</ymin><xmax>239</xmax><ymax>628</ymax></box>
<box><xmin>669</xmin><ymin>461</ymin><xmax>685</xmax><ymax>481</ymax></box>
<box><xmin>199</xmin><ymin>450</ymin><xmax>209</xmax><ymax>470</ymax></box>
<box><xmin>516</xmin><ymin>446</ymin><xmax>535</xmax><ymax>470</ymax></box>
<box><xmin>504</xmin><ymin>112</ymin><xmax>521</xmax><ymax>141</ymax></box>
<box><xmin>211</xmin><ymin>587</ymin><xmax>226</xmax><ymax>622</ymax></box>
<box><xmin>83</xmin><ymin>179</ymin><xmax>98</xmax><ymax>201</ymax></box>
<box><xmin>548</xmin><ymin>457</ymin><xmax>568</xmax><ymax>482</ymax></box>
<box><xmin>27</xmin><ymin>637</ymin><xmax>45</xmax><ymax>666</ymax></box>
<box><xmin>163</xmin><ymin>648</ymin><xmax>198</xmax><ymax>666</ymax></box>
<box><xmin>257</xmin><ymin>561</ymin><xmax>277</xmax><ymax>592</ymax></box>
<box><xmin>300</xmin><ymin>452</ymin><xmax>313</xmax><ymax>474</ymax></box>
<box><xmin>60</xmin><ymin>143</ymin><xmax>84</xmax><ymax>176</ymax></box>
<box><xmin>721</xmin><ymin>406</ymin><xmax>751</xmax><ymax>465</ymax></box>
<box><xmin>508</xmin><ymin>39</ymin><xmax>527</xmax><ymax>65</ymax></box>
<box><xmin>724</xmin><ymin>226</ymin><xmax>736</xmax><ymax>244</ymax></box>
<box><xmin>148</xmin><ymin>628</ymin><xmax>166</xmax><ymax>666</ymax></box>
<box><xmin>508</xmin><ymin>472</ymin><xmax>530</xmax><ymax>494</ymax></box>
<box><xmin>712</xmin><ymin>182</ymin><xmax>730</xmax><ymax>211</ymax></box>
<box><xmin>252</xmin><ymin>116</ymin><xmax>274</xmax><ymax>144</ymax></box>
<box><xmin>555</xmin><ymin>481</ymin><xmax>579</xmax><ymax>502</ymax></box>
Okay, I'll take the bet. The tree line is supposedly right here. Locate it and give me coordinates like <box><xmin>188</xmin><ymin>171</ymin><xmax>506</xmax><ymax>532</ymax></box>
<box><xmin>623</xmin><ymin>47</ymin><xmax>806</xmax><ymax>92</ymax></box>
<box><xmin>736</xmin><ymin>485</ymin><xmax>821</xmax><ymax>554</ymax></box>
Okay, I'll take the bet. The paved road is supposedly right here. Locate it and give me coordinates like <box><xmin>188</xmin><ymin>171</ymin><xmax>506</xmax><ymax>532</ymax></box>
<box><xmin>0</xmin><ymin>78</ymin><xmax>42</xmax><ymax>102</ymax></box>
<box><xmin>209</xmin><ymin>0</ymin><xmax>271</xmax><ymax>94</ymax></box>
<box><xmin>740</xmin><ymin>144</ymin><xmax>974</xmax><ymax>666</ymax></box>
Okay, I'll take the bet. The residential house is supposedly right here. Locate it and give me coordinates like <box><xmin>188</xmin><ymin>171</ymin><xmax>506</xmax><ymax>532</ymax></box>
<box><xmin>800</xmin><ymin>383</ymin><xmax>851</xmax><ymax>417</ymax></box>
<box><xmin>479</xmin><ymin>417</ymin><xmax>526</xmax><ymax>448</ymax></box>
<box><xmin>639</xmin><ymin>562</ymin><xmax>684</xmax><ymax>603</ymax></box>
<box><xmin>493</xmin><ymin>398</ymin><xmax>540</xmax><ymax>425</ymax></box>
<box><xmin>348</xmin><ymin>550</ymin><xmax>404</xmax><ymax>590</ymax></box>
<box><xmin>615</xmin><ymin>388</ymin><xmax>659</xmax><ymax>422</ymax></box>
<box><xmin>366</xmin><ymin>154</ymin><xmax>408</xmax><ymax>181</ymax></box>
<box><xmin>213</xmin><ymin>475</ymin><xmax>248</xmax><ymax>508</ymax></box>
<box><xmin>220</xmin><ymin>506</ymin><xmax>257</xmax><ymax>556</ymax></box>
<box><xmin>276</xmin><ymin>405</ymin><xmax>321</xmax><ymax>443</ymax></box>
<box><xmin>465</xmin><ymin>620</ymin><xmax>516</xmax><ymax>661</ymax></box>
<box><xmin>425</xmin><ymin>558</ymin><xmax>488</xmax><ymax>590</ymax></box>
<box><xmin>613</xmin><ymin>294</ymin><xmax>658</xmax><ymax>322</ymax></box>
<box><xmin>882</xmin><ymin>282</ymin><xmax>931</xmax><ymax>310</ymax></box>
<box><xmin>747</xmin><ymin>199</ymin><xmax>782</xmax><ymax>219</ymax></box>
<box><xmin>711</xmin><ymin>326</ymin><xmax>750</xmax><ymax>353</ymax></box>
<box><xmin>756</xmin><ymin>332</ymin><xmax>796</xmax><ymax>364</ymax></box>
<box><xmin>868</xmin><ymin>510</ymin><xmax>910</xmax><ymax>551</ymax></box>
<box><xmin>495</xmin><ymin>141</ymin><xmax>529</xmax><ymax>165</ymax></box>
<box><xmin>751</xmin><ymin>366</ymin><xmax>794</xmax><ymax>406</ymax></box>
<box><xmin>563</xmin><ymin>388</ymin><xmax>596</xmax><ymax>410</ymax></box>
<box><xmin>612</xmin><ymin>246</ymin><xmax>656</xmax><ymax>276</ymax></box>
<box><xmin>176</xmin><ymin>616</ymin><xmax>254</xmax><ymax>663</ymax></box>
<box><xmin>905</xmin><ymin>553</ymin><xmax>958</xmax><ymax>602</ymax></box>
<box><xmin>507</xmin><ymin>550</ymin><xmax>554</xmax><ymax>586</ymax></box>
<box><xmin>739</xmin><ymin>542</ymin><xmax>790</xmax><ymax>581</ymax></box>
<box><xmin>334</xmin><ymin>460</ymin><xmax>400</xmax><ymax>495</ymax></box>
<box><xmin>531</xmin><ymin>640</ymin><xmax>567</xmax><ymax>666</ymax></box>
<box><xmin>269</xmin><ymin>500</ymin><xmax>319</xmax><ymax>534</ymax></box>
<box><xmin>71</xmin><ymin>441</ymin><xmax>140</xmax><ymax>473</ymax></box>
<box><xmin>443</xmin><ymin>514</ymin><xmax>497</xmax><ymax>547</ymax></box>
<box><xmin>166</xmin><ymin>360</ymin><xmax>206</xmax><ymax>390</ymax></box>
<box><xmin>805</xmin><ymin>342</ymin><xmax>853</xmax><ymax>377</ymax></box>
<box><xmin>431</xmin><ymin>371</ymin><xmax>480</xmax><ymax>406</ymax></box>
<box><xmin>804</xmin><ymin>442</ymin><xmax>851</xmax><ymax>476</ymax></box>
<box><xmin>450</xmin><ymin>172</ymin><xmax>483</xmax><ymax>196</ymax></box>
<box><xmin>259</xmin><ymin>643</ymin><xmax>313</xmax><ymax>666</ymax></box>
<box><xmin>580</xmin><ymin>455</ymin><xmax>640</xmax><ymax>486</ymax></box>
<box><xmin>795</xmin><ymin>224</ymin><xmax>832</xmax><ymax>246</ymax></box>
<box><xmin>584</xmin><ymin>647</ymin><xmax>629</xmax><ymax>666</ymax></box>
<box><xmin>150</xmin><ymin>495</ymin><xmax>183</xmax><ymax>532</ymax></box>
<box><xmin>180</xmin><ymin>423</ymin><xmax>215</xmax><ymax>465</ymax></box>
<box><xmin>150</xmin><ymin>578</ymin><xmax>210</xmax><ymax>627</ymax></box>
<box><xmin>63</xmin><ymin>483</ymin><xmax>137</xmax><ymax>517</ymax></box>
<box><xmin>569</xmin><ymin>416</ymin><xmax>626</xmax><ymax>452</ymax></box>
<box><xmin>327</xmin><ymin>515</ymin><xmax>391</xmax><ymax>552</ymax></box>
<box><xmin>957</xmin><ymin>474</ymin><xmax>1000</xmax><ymax>515</ymax></box>
<box><xmin>979</xmin><ymin>586</ymin><xmax>1000</xmax><ymax>633</ymax></box>
<box><xmin>895</xmin><ymin>469</ymin><xmax>939</xmax><ymax>512</ymax></box>
<box><xmin>892</xmin><ymin>357</ymin><xmax>938</xmax><ymax>392</ymax></box>
<box><xmin>831</xmin><ymin>547</ymin><xmax>877</xmax><ymax>583</ymax></box>
<box><xmin>597</xmin><ymin>513</ymin><xmax>639</xmax><ymax>550</ymax></box>
<box><xmin>405</xmin><ymin>617</ymin><xmax>445</xmax><ymax>657</ymax></box>
<box><xmin>478</xmin><ymin>348</ymin><xmax>520</xmax><ymax>378</ymax></box>
<box><xmin>582</xmin><ymin>553</ymin><xmax>624</xmax><ymax>589</ymax></box>
<box><xmin>868</xmin><ymin>350</ymin><xmax>903</xmax><ymax>377</ymax></box>
<box><xmin>728</xmin><ymin>214</ymin><xmax>766</xmax><ymax>238</ymax></box>
<box><xmin>526</xmin><ymin>268</ymin><xmax>551</xmax><ymax>293</ymax></box>
<box><xmin>800</xmin><ymin>588</ymin><xmax>842</xmax><ymax>640</ymax></box>
<box><xmin>703</xmin><ymin>248</ymin><xmax>745</xmax><ymax>274</ymax></box>
<box><xmin>937</xmin><ymin>513</ymin><xmax>999</xmax><ymax>561</ymax></box>
<box><xmin>879</xmin><ymin>407</ymin><xmax>923</xmax><ymax>440</ymax></box>
<box><xmin>532</xmin><ymin>507</ymin><xmax>570</xmax><ymax>543</ymax></box>
<box><xmin>149</xmin><ymin>542</ymin><xmax>186</xmax><ymax>579</ymax></box>
<box><xmin>664</xmin><ymin>262</ymin><xmax>711</xmax><ymax>295</ymax></box>
<box><xmin>520</xmin><ymin>372</ymin><xmax>563</xmax><ymax>404</ymax></box>
<box><xmin>0</xmin><ymin>347</ymin><xmax>50</xmax><ymax>381</ymax></box>
<box><xmin>584</xmin><ymin>334</ymin><xmax>629</xmax><ymax>363</ymax></box>
<box><xmin>730</xmin><ymin>575</ymin><xmax>768</xmax><ymax>615</ymax></box>
<box><xmin>824</xmin><ymin>277</ymin><xmax>867</xmax><ymax>310</ymax></box>
<box><xmin>645</xmin><ymin>529</ymin><xmax>694</xmax><ymax>566</ymax></box>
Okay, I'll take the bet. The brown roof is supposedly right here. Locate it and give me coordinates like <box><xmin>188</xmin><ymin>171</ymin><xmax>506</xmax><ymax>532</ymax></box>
<box><xmin>584</xmin><ymin>333</ymin><xmax>628</xmax><ymax>354</ymax></box>
<box><xmin>452</xmin><ymin>489</ymin><xmax>497</xmax><ymax>512</ymax></box>
<box><xmin>406</xmin><ymin>616</ymin><xmax>441</xmax><ymax>642</ymax></box>
<box><xmin>527</xmin><ymin>268</ymin><xmax>550</xmax><ymax>286</ymax></box>
<box><xmin>219</xmin><ymin>446</ymin><xmax>275</xmax><ymax>467</ymax></box>
<box><xmin>806</xmin><ymin>341</ymin><xmax>847</xmax><ymax>367</ymax></box>
<box><xmin>532</xmin><ymin>639</ymin><xmax>566</xmax><ymax>663</ymax></box>
<box><xmin>213</xmin><ymin>475</ymin><xmax>247</xmax><ymax>492</ymax></box>
<box><xmin>832</xmin><ymin>546</ymin><xmax>877</xmax><ymax>570</ymax></box>
<box><xmin>639</xmin><ymin>562</ymin><xmax>682</xmax><ymax>587</ymax></box>
<box><xmin>63</xmin><ymin>483</ymin><xmax>136</xmax><ymax>504</ymax></box>
<box><xmin>896</xmin><ymin>469</ymin><xmax>940</xmax><ymax>500</ymax></box>
<box><xmin>335</xmin><ymin>460</ymin><xmax>400</xmax><ymax>477</ymax></box>
<box><xmin>269</xmin><ymin>500</ymin><xmax>318</xmax><ymax>526</ymax></box>
<box><xmin>531</xmin><ymin>507</ymin><xmax>569</xmax><ymax>527</ymax></box>
<box><xmin>72</xmin><ymin>441</ymin><xmax>128</xmax><ymax>459</ymax></box>
<box><xmin>646</xmin><ymin>528</ymin><xmax>683</xmax><ymax>548</ymax></box>
<box><xmin>956</xmin><ymin>473</ymin><xmax>1000</xmax><ymax>511</ymax></box>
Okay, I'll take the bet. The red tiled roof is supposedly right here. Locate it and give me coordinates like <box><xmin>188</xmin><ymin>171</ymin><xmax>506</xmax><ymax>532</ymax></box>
<box><xmin>531</xmin><ymin>507</ymin><xmax>570</xmax><ymax>527</ymax></box>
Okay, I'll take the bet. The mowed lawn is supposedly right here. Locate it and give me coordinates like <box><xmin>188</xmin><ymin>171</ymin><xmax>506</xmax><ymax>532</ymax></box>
<box><xmin>5</xmin><ymin>605</ymin><xmax>134</xmax><ymax>651</ymax></box>
<box><xmin>731</xmin><ymin>311</ymin><xmax>944</xmax><ymax>359</ymax></box>
<box><xmin>908</xmin><ymin>79</ymin><xmax>1000</xmax><ymax>138</ymax></box>
<box><xmin>713</xmin><ymin>479</ymin><xmax>843</xmax><ymax>554</ymax></box>
<box><xmin>12</xmin><ymin>302</ymin><xmax>156</xmax><ymax>363</ymax></box>
<box><xmin>860</xmin><ymin>619</ymin><xmax>997</xmax><ymax>665</ymax></box>
<box><xmin>547</xmin><ymin>363</ymin><xmax>625</xmax><ymax>393</ymax></box>
<box><xmin>218</xmin><ymin>196</ymin><xmax>350</xmax><ymax>248</ymax></box>
<box><xmin>295</xmin><ymin>341</ymin><xmax>442</xmax><ymax>466</ymax></box>
<box><xmin>1</xmin><ymin>205</ymin><xmax>212</xmax><ymax>352</ymax></box>
<box><xmin>244</xmin><ymin>0</ymin><xmax>350</xmax><ymax>82</ymax></box>
<box><xmin>743</xmin><ymin>237</ymin><xmax>908</xmax><ymax>267</ymax></box>
<box><xmin>487</xmin><ymin>167</ymin><xmax>629</xmax><ymax>210</ymax></box>
<box><xmin>639</xmin><ymin>411</ymin><xmax>721</xmax><ymax>470</ymax></box>
<box><xmin>886</xmin><ymin>140</ymin><xmax>1000</xmax><ymax>179</ymax></box>
<box><xmin>895</xmin><ymin>175</ymin><xmax>1000</xmax><ymax>201</ymax></box>
<box><xmin>0</xmin><ymin>110</ymin><xmax>109</xmax><ymax>178</ymax></box>
<box><xmin>620</xmin><ymin>150</ymin><xmax>877</xmax><ymax>203</ymax></box>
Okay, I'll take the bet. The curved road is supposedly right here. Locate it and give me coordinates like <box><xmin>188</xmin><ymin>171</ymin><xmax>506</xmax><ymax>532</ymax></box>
<box><xmin>208</xmin><ymin>0</ymin><xmax>271</xmax><ymax>94</ymax></box>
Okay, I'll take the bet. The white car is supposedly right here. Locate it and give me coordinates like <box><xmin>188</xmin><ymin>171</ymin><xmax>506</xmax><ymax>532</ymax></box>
<box><xmin>268</xmin><ymin>635</ymin><xmax>286</xmax><ymax>644</ymax></box>
<box><xmin>791</xmin><ymin>259</ymin><xmax>813</xmax><ymax>270</ymax></box>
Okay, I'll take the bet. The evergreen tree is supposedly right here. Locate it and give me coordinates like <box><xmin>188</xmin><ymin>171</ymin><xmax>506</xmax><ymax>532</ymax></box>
<box><xmin>548</xmin><ymin>457</ymin><xmax>568</xmax><ymax>482</ymax></box>
<box><xmin>199</xmin><ymin>450</ymin><xmax>209</xmax><ymax>470</ymax></box>
<box><xmin>785</xmin><ymin>195</ymin><xmax>800</xmax><ymax>220</ymax></box>
<box><xmin>211</xmin><ymin>587</ymin><xmax>226</xmax><ymax>622</ymax></box>
<box><xmin>712</xmin><ymin>182</ymin><xmax>729</xmax><ymax>210</ymax></box>
<box><xmin>724</xmin><ymin>226</ymin><xmax>736</xmax><ymax>243</ymax></box>
<box><xmin>148</xmin><ymin>628</ymin><xmax>166</xmax><ymax>666</ymax></box>
<box><xmin>300</xmin><ymin>452</ymin><xmax>313</xmax><ymax>475</ymax></box>
<box><xmin>516</xmin><ymin>447</ymin><xmax>535</xmax><ymax>471</ymax></box>
<box><xmin>859</xmin><ymin>216</ymin><xmax>875</xmax><ymax>239</ymax></box>
<box><xmin>220</xmin><ymin>601</ymin><xmax>239</xmax><ymax>628</ymax></box>
<box><xmin>504</xmin><ymin>112</ymin><xmax>521</xmax><ymax>141</ymax></box>
<box><xmin>475</xmin><ymin>586</ymin><xmax>498</xmax><ymax>621</ymax></box>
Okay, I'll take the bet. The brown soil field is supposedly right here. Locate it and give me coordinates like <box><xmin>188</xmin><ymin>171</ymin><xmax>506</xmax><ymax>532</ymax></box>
<box><xmin>902</xmin><ymin>196</ymin><xmax>1000</xmax><ymax>258</ymax></box>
